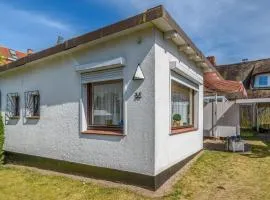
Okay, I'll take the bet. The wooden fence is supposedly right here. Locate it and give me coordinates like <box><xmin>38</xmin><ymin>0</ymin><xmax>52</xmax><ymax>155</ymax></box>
<box><xmin>240</xmin><ymin>103</ymin><xmax>270</xmax><ymax>132</ymax></box>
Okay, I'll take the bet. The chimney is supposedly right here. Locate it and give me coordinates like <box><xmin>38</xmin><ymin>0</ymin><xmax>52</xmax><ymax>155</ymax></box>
<box><xmin>207</xmin><ymin>56</ymin><xmax>216</xmax><ymax>66</ymax></box>
<box><xmin>57</xmin><ymin>36</ymin><xmax>64</xmax><ymax>44</ymax></box>
<box><xmin>27</xmin><ymin>49</ymin><xmax>33</xmax><ymax>55</ymax></box>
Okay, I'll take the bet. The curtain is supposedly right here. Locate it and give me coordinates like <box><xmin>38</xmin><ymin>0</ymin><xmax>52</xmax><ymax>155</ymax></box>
<box><xmin>171</xmin><ymin>81</ymin><xmax>193</xmax><ymax>127</ymax></box>
<box><xmin>92</xmin><ymin>81</ymin><xmax>122</xmax><ymax>126</ymax></box>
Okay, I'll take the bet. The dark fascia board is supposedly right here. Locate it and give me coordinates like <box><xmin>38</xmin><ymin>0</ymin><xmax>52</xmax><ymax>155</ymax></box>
<box><xmin>217</xmin><ymin>57</ymin><xmax>270</xmax><ymax>68</ymax></box>
<box><xmin>0</xmin><ymin>5</ymin><xmax>214</xmax><ymax>73</ymax></box>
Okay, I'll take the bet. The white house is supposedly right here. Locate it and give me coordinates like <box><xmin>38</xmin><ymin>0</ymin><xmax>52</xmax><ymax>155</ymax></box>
<box><xmin>0</xmin><ymin>5</ymin><xmax>216</xmax><ymax>190</ymax></box>
<box><xmin>203</xmin><ymin>57</ymin><xmax>269</xmax><ymax>138</ymax></box>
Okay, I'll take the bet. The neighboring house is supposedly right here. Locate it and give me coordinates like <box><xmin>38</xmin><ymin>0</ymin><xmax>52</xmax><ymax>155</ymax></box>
<box><xmin>217</xmin><ymin>58</ymin><xmax>270</xmax><ymax>132</ymax></box>
<box><xmin>0</xmin><ymin>6</ymin><xmax>241</xmax><ymax>190</ymax></box>
<box><xmin>204</xmin><ymin>57</ymin><xmax>270</xmax><ymax>138</ymax></box>
<box><xmin>0</xmin><ymin>46</ymin><xmax>27</xmax><ymax>65</ymax></box>
<box><xmin>217</xmin><ymin>58</ymin><xmax>270</xmax><ymax>99</ymax></box>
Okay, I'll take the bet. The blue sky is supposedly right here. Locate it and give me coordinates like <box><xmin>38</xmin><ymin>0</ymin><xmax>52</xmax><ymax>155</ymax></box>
<box><xmin>1</xmin><ymin>0</ymin><xmax>270</xmax><ymax>64</ymax></box>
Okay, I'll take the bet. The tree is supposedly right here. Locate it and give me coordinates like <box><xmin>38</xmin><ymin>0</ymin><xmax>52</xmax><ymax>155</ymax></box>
<box><xmin>0</xmin><ymin>54</ymin><xmax>5</xmax><ymax>65</ymax></box>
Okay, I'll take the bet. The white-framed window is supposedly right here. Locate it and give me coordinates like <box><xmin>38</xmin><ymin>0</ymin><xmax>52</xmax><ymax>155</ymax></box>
<box><xmin>170</xmin><ymin>71</ymin><xmax>199</xmax><ymax>134</ymax></box>
<box><xmin>87</xmin><ymin>80</ymin><xmax>123</xmax><ymax>129</ymax></box>
<box><xmin>171</xmin><ymin>80</ymin><xmax>194</xmax><ymax>129</ymax></box>
<box><xmin>9</xmin><ymin>49</ymin><xmax>18</xmax><ymax>60</ymax></box>
<box><xmin>254</xmin><ymin>73</ymin><xmax>270</xmax><ymax>88</ymax></box>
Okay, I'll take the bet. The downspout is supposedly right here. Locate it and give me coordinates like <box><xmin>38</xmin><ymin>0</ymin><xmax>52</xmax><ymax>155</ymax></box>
<box><xmin>212</xmin><ymin>100</ymin><xmax>214</xmax><ymax>137</ymax></box>
<box><xmin>211</xmin><ymin>93</ymin><xmax>218</xmax><ymax>138</ymax></box>
<box><xmin>214</xmin><ymin>93</ymin><xmax>217</xmax><ymax>138</ymax></box>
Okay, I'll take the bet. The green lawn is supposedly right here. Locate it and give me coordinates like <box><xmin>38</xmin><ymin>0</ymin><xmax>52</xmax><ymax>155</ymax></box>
<box><xmin>166</xmin><ymin>139</ymin><xmax>270</xmax><ymax>200</ymax></box>
<box><xmin>0</xmin><ymin>138</ymin><xmax>269</xmax><ymax>200</ymax></box>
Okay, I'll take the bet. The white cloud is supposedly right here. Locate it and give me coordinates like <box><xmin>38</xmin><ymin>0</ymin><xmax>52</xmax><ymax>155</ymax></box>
<box><xmin>0</xmin><ymin>2</ymin><xmax>75</xmax><ymax>52</ymax></box>
<box><xmin>2</xmin><ymin>0</ymin><xmax>270</xmax><ymax>64</ymax></box>
<box><xmin>27</xmin><ymin>13</ymin><xmax>70</xmax><ymax>31</ymax></box>
<box><xmin>0</xmin><ymin>3</ymin><xmax>71</xmax><ymax>31</ymax></box>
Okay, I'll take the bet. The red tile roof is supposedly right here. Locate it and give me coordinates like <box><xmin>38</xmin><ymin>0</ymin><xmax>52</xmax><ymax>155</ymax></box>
<box><xmin>204</xmin><ymin>72</ymin><xmax>247</xmax><ymax>98</ymax></box>
<box><xmin>0</xmin><ymin>46</ymin><xmax>26</xmax><ymax>65</ymax></box>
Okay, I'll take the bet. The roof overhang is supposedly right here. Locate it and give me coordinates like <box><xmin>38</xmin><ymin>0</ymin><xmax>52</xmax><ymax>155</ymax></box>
<box><xmin>236</xmin><ymin>98</ymin><xmax>270</xmax><ymax>104</ymax></box>
<box><xmin>0</xmin><ymin>5</ymin><xmax>216</xmax><ymax>74</ymax></box>
<box><xmin>152</xmin><ymin>15</ymin><xmax>216</xmax><ymax>72</ymax></box>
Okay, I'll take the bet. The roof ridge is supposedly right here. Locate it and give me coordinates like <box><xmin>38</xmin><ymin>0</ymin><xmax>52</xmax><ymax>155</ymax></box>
<box><xmin>217</xmin><ymin>57</ymin><xmax>270</xmax><ymax>67</ymax></box>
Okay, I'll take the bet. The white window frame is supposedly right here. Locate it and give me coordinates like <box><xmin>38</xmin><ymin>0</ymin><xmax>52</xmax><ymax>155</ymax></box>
<box><xmin>78</xmin><ymin>57</ymin><xmax>126</xmax><ymax>134</ymax></box>
<box><xmin>169</xmin><ymin>71</ymin><xmax>199</xmax><ymax>134</ymax></box>
<box><xmin>87</xmin><ymin>79</ymin><xmax>124</xmax><ymax>129</ymax></box>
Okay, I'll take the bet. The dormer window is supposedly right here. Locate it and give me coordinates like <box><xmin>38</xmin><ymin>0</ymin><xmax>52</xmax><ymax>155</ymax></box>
<box><xmin>259</xmin><ymin>76</ymin><xmax>268</xmax><ymax>86</ymax></box>
<box><xmin>9</xmin><ymin>49</ymin><xmax>18</xmax><ymax>60</ymax></box>
<box><xmin>254</xmin><ymin>73</ymin><xmax>270</xmax><ymax>88</ymax></box>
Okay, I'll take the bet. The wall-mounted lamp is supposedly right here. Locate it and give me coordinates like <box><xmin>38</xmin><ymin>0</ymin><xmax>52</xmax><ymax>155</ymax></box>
<box><xmin>133</xmin><ymin>64</ymin><xmax>145</xmax><ymax>80</ymax></box>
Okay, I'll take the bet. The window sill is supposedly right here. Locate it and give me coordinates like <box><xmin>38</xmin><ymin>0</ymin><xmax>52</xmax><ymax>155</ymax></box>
<box><xmin>252</xmin><ymin>87</ymin><xmax>270</xmax><ymax>90</ymax></box>
<box><xmin>81</xmin><ymin>129</ymin><xmax>125</xmax><ymax>136</ymax></box>
<box><xmin>170</xmin><ymin>127</ymin><xmax>198</xmax><ymax>136</ymax></box>
<box><xmin>9</xmin><ymin>116</ymin><xmax>20</xmax><ymax>119</ymax></box>
<box><xmin>26</xmin><ymin>116</ymin><xmax>40</xmax><ymax>119</ymax></box>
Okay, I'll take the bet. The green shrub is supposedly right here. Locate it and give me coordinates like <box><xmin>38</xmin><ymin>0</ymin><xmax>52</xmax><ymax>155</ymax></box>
<box><xmin>173</xmin><ymin>114</ymin><xmax>181</xmax><ymax>121</ymax></box>
<box><xmin>0</xmin><ymin>115</ymin><xmax>4</xmax><ymax>164</ymax></box>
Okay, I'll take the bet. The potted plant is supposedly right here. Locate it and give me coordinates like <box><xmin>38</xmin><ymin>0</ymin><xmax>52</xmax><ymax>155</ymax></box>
<box><xmin>172</xmin><ymin>114</ymin><xmax>181</xmax><ymax>128</ymax></box>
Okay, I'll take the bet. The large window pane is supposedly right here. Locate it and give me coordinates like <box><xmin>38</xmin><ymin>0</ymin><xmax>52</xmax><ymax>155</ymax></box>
<box><xmin>259</xmin><ymin>76</ymin><xmax>268</xmax><ymax>86</ymax></box>
<box><xmin>254</xmin><ymin>74</ymin><xmax>270</xmax><ymax>88</ymax></box>
<box><xmin>91</xmin><ymin>81</ymin><xmax>123</xmax><ymax>127</ymax></box>
<box><xmin>171</xmin><ymin>80</ymin><xmax>193</xmax><ymax>128</ymax></box>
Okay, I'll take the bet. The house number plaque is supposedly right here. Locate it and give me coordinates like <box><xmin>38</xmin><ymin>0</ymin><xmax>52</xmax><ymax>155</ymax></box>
<box><xmin>134</xmin><ymin>92</ymin><xmax>142</xmax><ymax>101</ymax></box>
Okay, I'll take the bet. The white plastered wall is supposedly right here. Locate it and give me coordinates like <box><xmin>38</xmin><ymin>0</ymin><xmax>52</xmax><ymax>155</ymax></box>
<box><xmin>0</xmin><ymin>28</ymin><xmax>156</xmax><ymax>176</ymax></box>
<box><xmin>154</xmin><ymin>30</ymin><xmax>204</xmax><ymax>175</ymax></box>
<box><xmin>0</xmin><ymin>26</ymin><xmax>205</xmax><ymax>177</ymax></box>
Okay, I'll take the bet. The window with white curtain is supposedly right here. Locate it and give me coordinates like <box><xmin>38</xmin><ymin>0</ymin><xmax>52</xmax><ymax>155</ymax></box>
<box><xmin>88</xmin><ymin>80</ymin><xmax>123</xmax><ymax>128</ymax></box>
<box><xmin>171</xmin><ymin>80</ymin><xmax>194</xmax><ymax>129</ymax></box>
